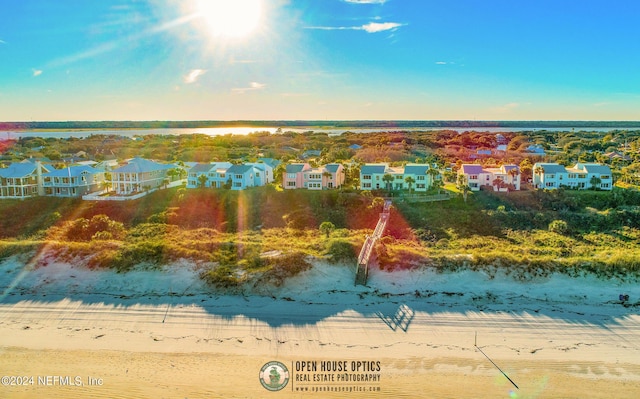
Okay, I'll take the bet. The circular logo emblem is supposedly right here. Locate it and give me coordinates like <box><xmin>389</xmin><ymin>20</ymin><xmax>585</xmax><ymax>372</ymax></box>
<box><xmin>259</xmin><ymin>361</ymin><xmax>290</xmax><ymax>391</ymax></box>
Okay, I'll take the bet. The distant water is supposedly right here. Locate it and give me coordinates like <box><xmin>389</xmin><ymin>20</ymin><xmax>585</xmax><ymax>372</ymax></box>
<box><xmin>2</xmin><ymin>126</ymin><xmax>640</xmax><ymax>139</ymax></box>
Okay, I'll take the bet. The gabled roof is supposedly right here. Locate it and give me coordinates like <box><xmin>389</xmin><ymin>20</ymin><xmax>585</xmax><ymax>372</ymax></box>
<box><xmin>189</xmin><ymin>163</ymin><xmax>216</xmax><ymax>174</ymax></box>
<box><xmin>360</xmin><ymin>164</ymin><xmax>387</xmax><ymax>175</ymax></box>
<box><xmin>501</xmin><ymin>165</ymin><xmax>520</xmax><ymax>173</ymax></box>
<box><xmin>324</xmin><ymin>164</ymin><xmax>342</xmax><ymax>173</ymax></box>
<box><xmin>286</xmin><ymin>163</ymin><xmax>311</xmax><ymax>173</ymax></box>
<box><xmin>576</xmin><ymin>163</ymin><xmax>612</xmax><ymax>175</ymax></box>
<box><xmin>0</xmin><ymin>162</ymin><xmax>40</xmax><ymax>178</ymax></box>
<box><xmin>112</xmin><ymin>157</ymin><xmax>174</xmax><ymax>174</ymax></box>
<box><xmin>535</xmin><ymin>163</ymin><xmax>567</xmax><ymax>174</ymax></box>
<box><xmin>460</xmin><ymin>164</ymin><xmax>485</xmax><ymax>175</ymax></box>
<box><xmin>403</xmin><ymin>164</ymin><xmax>430</xmax><ymax>175</ymax></box>
<box><xmin>43</xmin><ymin>165</ymin><xmax>101</xmax><ymax>178</ymax></box>
<box><xmin>227</xmin><ymin>164</ymin><xmax>254</xmax><ymax>175</ymax></box>
<box><xmin>21</xmin><ymin>157</ymin><xmax>53</xmax><ymax>164</ymax></box>
<box><xmin>258</xmin><ymin>158</ymin><xmax>280</xmax><ymax>168</ymax></box>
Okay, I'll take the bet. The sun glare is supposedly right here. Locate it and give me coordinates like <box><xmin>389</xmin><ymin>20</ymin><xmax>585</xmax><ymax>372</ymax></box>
<box><xmin>196</xmin><ymin>0</ymin><xmax>262</xmax><ymax>38</ymax></box>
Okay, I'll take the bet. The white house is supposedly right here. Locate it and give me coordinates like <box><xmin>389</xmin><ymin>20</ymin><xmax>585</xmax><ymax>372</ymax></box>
<box><xmin>360</xmin><ymin>163</ymin><xmax>435</xmax><ymax>191</ymax></box>
<box><xmin>458</xmin><ymin>164</ymin><xmax>521</xmax><ymax>191</ymax></box>
<box><xmin>111</xmin><ymin>157</ymin><xmax>176</xmax><ymax>195</ymax></box>
<box><xmin>533</xmin><ymin>162</ymin><xmax>612</xmax><ymax>190</ymax></box>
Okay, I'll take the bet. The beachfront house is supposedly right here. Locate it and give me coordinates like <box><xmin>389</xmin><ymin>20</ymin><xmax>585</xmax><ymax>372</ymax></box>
<box><xmin>111</xmin><ymin>157</ymin><xmax>175</xmax><ymax>195</ymax></box>
<box><xmin>360</xmin><ymin>163</ymin><xmax>435</xmax><ymax>192</ymax></box>
<box><xmin>284</xmin><ymin>163</ymin><xmax>344</xmax><ymax>190</ymax></box>
<box><xmin>284</xmin><ymin>163</ymin><xmax>312</xmax><ymax>189</ymax></box>
<box><xmin>187</xmin><ymin>161</ymin><xmax>274</xmax><ymax>190</ymax></box>
<box><xmin>42</xmin><ymin>165</ymin><xmax>105</xmax><ymax>197</ymax></box>
<box><xmin>458</xmin><ymin>164</ymin><xmax>521</xmax><ymax>192</ymax></box>
<box><xmin>0</xmin><ymin>161</ymin><xmax>51</xmax><ymax>199</ymax></box>
<box><xmin>533</xmin><ymin>162</ymin><xmax>612</xmax><ymax>190</ymax></box>
<box><xmin>187</xmin><ymin>162</ymin><xmax>233</xmax><ymax>188</ymax></box>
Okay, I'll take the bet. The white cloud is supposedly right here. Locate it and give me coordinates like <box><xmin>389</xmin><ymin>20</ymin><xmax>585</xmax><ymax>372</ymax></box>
<box><xmin>232</xmin><ymin>82</ymin><xmax>267</xmax><ymax>94</ymax></box>
<box><xmin>343</xmin><ymin>0</ymin><xmax>388</xmax><ymax>4</ymax></box>
<box><xmin>183</xmin><ymin>69</ymin><xmax>206</xmax><ymax>84</ymax></box>
<box><xmin>307</xmin><ymin>21</ymin><xmax>404</xmax><ymax>33</ymax></box>
<box><xmin>435</xmin><ymin>61</ymin><xmax>448</xmax><ymax>65</ymax></box>
<box><xmin>492</xmin><ymin>102</ymin><xmax>520</xmax><ymax>113</ymax></box>
<box><xmin>32</xmin><ymin>69</ymin><xmax>43</xmax><ymax>77</ymax></box>
<box><xmin>361</xmin><ymin>22</ymin><xmax>402</xmax><ymax>33</ymax></box>
<box><xmin>0</xmin><ymin>39</ymin><xmax>6</xmax><ymax>44</ymax></box>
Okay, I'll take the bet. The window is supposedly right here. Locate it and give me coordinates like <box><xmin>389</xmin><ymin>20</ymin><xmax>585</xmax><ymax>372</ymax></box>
<box><xmin>235</xmin><ymin>174</ymin><xmax>242</xmax><ymax>179</ymax></box>
<box><xmin>395</xmin><ymin>175</ymin><xmax>403</xmax><ymax>180</ymax></box>
<box><xmin>362</xmin><ymin>183</ymin><xmax>371</xmax><ymax>188</ymax></box>
<box><xmin>546</xmin><ymin>182</ymin><xmax>555</xmax><ymax>187</ymax></box>
<box><xmin>287</xmin><ymin>173</ymin><xmax>296</xmax><ymax>179</ymax></box>
<box><xmin>469</xmin><ymin>183</ymin><xmax>478</xmax><ymax>188</ymax></box>
<box><xmin>234</xmin><ymin>182</ymin><xmax>242</xmax><ymax>187</ymax></box>
<box><xmin>417</xmin><ymin>184</ymin><xmax>426</xmax><ymax>189</ymax></box>
<box><xmin>417</xmin><ymin>176</ymin><xmax>425</xmax><ymax>180</ymax></box>
<box><xmin>601</xmin><ymin>175</ymin><xmax>610</xmax><ymax>180</ymax></box>
<box><xmin>287</xmin><ymin>181</ymin><xmax>296</xmax><ymax>187</ymax></box>
<box><xmin>219</xmin><ymin>173</ymin><xmax>226</xmax><ymax>178</ymax></box>
<box><xmin>548</xmin><ymin>174</ymin><xmax>555</xmax><ymax>179</ymax></box>
<box><xmin>362</xmin><ymin>175</ymin><xmax>371</xmax><ymax>180</ymax></box>
<box><xmin>469</xmin><ymin>175</ymin><xmax>478</xmax><ymax>180</ymax></box>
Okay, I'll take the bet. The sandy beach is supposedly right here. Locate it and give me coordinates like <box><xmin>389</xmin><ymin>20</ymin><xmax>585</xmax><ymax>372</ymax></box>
<box><xmin>1</xmin><ymin>255</ymin><xmax>640</xmax><ymax>398</ymax></box>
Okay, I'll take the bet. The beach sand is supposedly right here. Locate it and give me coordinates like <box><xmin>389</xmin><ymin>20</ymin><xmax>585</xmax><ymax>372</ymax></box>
<box><xmin>1</xmin><ymin>257</ymin><xmax>639</xmax><ymax>398</ymax></box>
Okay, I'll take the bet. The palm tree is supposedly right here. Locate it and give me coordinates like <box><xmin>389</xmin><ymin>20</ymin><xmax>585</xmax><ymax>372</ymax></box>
<box><xmin>590</xmin><ymin>175</ymin><xmax>602</xmax><ymax>190</ymax></box>
<box><xmin>197</xmin><ymin>174</ymin><xmax>208</xmax><ymax>188</ymax></box>
<box><xmin>404</xmin><ymin>176</ymin><xmax>415</xmax><ymax>194</ymax></box>
<box><xmin>382</xmin><ymin>174</ymin><xmax>394</xmax><ymax>191</ymax></box>
<box><xmin>322</xmin><ymin>171</ymin><xmax>332</xmax><ymax>188</ymax></box>
<box><xmin>457</xmin><ymin>174</ymin><xmax>471</xmax><ymax>203</ymax></box>
<box><xmin>427</xmin><ymin>167</ymin><xmax>439</xmax><ymax>189</ymax></box>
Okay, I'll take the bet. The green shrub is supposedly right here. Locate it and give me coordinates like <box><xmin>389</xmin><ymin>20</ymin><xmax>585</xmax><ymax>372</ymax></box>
<box><xmin>548</xmin><ymin>219</ymin><xmax>569</xmax><ymax>235</ymax></box>
<box><xmin>325</xmin><ymin>239</ymin><xmax>357</xmax><ymax>263</ymax></box>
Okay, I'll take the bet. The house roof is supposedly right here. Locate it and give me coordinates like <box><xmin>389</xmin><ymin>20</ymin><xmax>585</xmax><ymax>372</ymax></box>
<box><xmin>324</xmin><ymin>164</ymin><xmax>342</xmax><ymax>173</ymax></box>
<box><xmin>403</xmin><ymin>164</ymin><xmax>430</xmax><ymax>175</ymax></box>
<box><xmin>286</xmin><ymin>163</ymin><xmax>310</xmax><ymax>173</ymax></box>
<box><xmin>0</xmin><ymin>162</ymin><xmax>40</xmax><ymax>178</ymax></box>
<box><xmin>501</xmin><ymin>165</ymin><xmax>520</xmax><ymax>173</ymax></box>
<box><xmin>576</xmin><ymin>163</ymin><xmax>612</xmax><ymax>174</ymax></box>
<box><xmin>112</xmin><ymin>157</ymin><xmax>174</xmax><ymax>174</ymax></box>
<box><xmin>189</xmin><ymin>163</ymin><xmax>215</xmax><ymax>174</ymax></box>
<box><xmin>460</xmin><ymin>164</ymin><xmax>485</xmax><ymax>175</ymax></box>
<box><xmin>360</xmin><ymin>164</ymin><xmax>387</xmax><ymax>175</ymax></box>
<box><xmin>227</xmin><ymin>164</ymin><xmax>253</xmax><ymax>174</ymax></box>
<box><xmin>258</xmin><ymin>158</ymin><xmax>280</xmax><ymax>168</ymax></box>
<box><xmin>535</xmin><ymin>163</ymin><xmax>566</xmax><ymax>174</ymax></box>
<box><xmin>43</xmin><ymin>165</ymin><xmax>101</xmax><ymax>178</ymax></box>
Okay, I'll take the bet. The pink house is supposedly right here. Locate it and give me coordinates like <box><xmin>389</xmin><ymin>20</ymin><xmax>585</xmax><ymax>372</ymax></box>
<box><xmin>284</xmin><ymin>163</ymin><xmax>311</xmax><ymax>189</ymax></box>
<box><xmin>283</xmin><ymin>163</ymin><xmax>345</xmax><ymax>190</ymax></box>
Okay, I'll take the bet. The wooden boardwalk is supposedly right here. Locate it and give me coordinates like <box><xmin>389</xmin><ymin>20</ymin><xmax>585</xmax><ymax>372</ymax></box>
<box><xmin>355</xmin><ymin>200</ymin><xmax>392</xmax><ymax>286</ymax></box>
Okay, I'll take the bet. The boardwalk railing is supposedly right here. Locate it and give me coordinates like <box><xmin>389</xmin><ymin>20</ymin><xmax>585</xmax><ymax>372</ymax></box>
<box><xmin>355</xmin><ymin>200</ymin><xmax>392</xmax><ymax>286</ymax></box>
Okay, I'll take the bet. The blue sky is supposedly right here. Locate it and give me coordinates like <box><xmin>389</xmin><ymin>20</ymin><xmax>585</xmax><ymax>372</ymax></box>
<box><xmin>1</xmin><ymin>0</ymin><xmax>639</xmax><ymax>121</ymax></box>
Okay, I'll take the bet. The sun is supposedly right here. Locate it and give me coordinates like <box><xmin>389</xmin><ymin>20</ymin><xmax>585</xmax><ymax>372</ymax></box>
<box><xmin>196</xmin><ymin>0</ymin><xmax>262</xmax><ymax>38</ymax></box>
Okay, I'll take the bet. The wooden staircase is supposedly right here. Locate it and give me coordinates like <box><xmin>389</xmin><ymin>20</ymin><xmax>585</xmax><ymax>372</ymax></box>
<box><xmin>355</xmin><ymin>200</ymin><xmax>392</xmax><ymax>286</ymax></box>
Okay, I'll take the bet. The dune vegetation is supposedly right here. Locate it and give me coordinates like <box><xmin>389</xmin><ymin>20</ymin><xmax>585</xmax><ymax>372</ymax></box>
<box><xmin>1</xmin><ymin>184</ymin><xmax>640</xmax><ymax>287</ymax></box>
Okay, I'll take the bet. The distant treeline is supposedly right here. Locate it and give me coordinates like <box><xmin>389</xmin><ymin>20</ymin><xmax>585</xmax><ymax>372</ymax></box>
<box><xmin>2</xmin><ymin>120</ymin><xmax>640</xmax><ymax>131</ymax></box>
